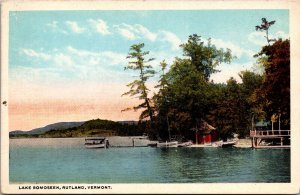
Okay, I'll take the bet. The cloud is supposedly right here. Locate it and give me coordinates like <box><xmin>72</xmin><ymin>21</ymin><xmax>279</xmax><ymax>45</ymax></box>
<box><xmin>66</xmin><ymin>46</ymin><xmax>125</xmax><ymax>66</ymax></box>
<box><xmin>46</xmin><ymin>21</ymin><xmax>58</xmax><ymax>29</ymax></box>
<box><xmin>19</xmin><ymin>46</ymin><xmax>128</xmax><ymax>81</ymax></box>
<box><xmin>54</xmin><ymin>53</ymin><xmax>74</xmax><ymax>68</ymax></box>
<box><xmin>66</xmin><ymin>21</ymin><xmax>85</xmax><ymax>33</ymax></box>
<box><xmin>114</xmin><ymin>23</ymin><xmax>138</xmax><ymax>40</ymax></box>
<box><xmin>248</xmin><ymin>30</ymin><xmax>289</xmax><ymax>46</ymax></box>
<box><xmin>159</xmin><ymin>30</ymin><xmax>182</xmax><ymax>51</ymax></box>
<box><xmin>46</xmin><ymin>21</ymin><xmax>68</xmax><ymax>34</ymax></box>
<box><xmin>210</xmin><ymin>62</ymin><xmax>254</xmax><ymax>83</ymax></box>
<box><xmin>120</xmin><ymin>29</ymin><xmax>136</xmax><ymax>40</ymax></box>
<box><xmin>275</xmin><ymin>31</ymin><xmax>289</xmax><ymax>40</ymax></box>
<box><xmin>147</xmin><ymin>50</ymin><xmax>178</xmax><ymax>72</ymax></box>
<box><xmin>63</xmin><ymin>46</ymin><xmax>125</xmax><ymax>79</ymax></box>
<box><xmin>135</xmin><ymin>24</ymin><xmax>157</xmax><ymax>41</ymax></box>
<box><xmin>247</xmin><ymin>31</ymin><xmax>267</xmax><ymax>46</ymax></box>
<box><xmin>211</xmin><ymin>38</ymin><xmax>255</xmax><ymax>58</ymax></box>
<box><xmin>21</xmin><ymin>48</ymin><xmax>51</xmax><ymax>60</ymax></box>
<box><xmin>101</xmin><ymin>51</ymin><xmax>126</xmax><ymax>65</ymax></box>
<box><xmin>66</xmin><ymin>46</ymin><xmax>97</xmax><ymax>57</ymax></box>
<box><xmin>114</xmin><ymin>23</ymin><xmax>157</xmax><ymax>42</ymax></box>
<box><xmin>88</xmin><ymin>19</ymin><xmax>111</xmax><ymax>35</ymax></box>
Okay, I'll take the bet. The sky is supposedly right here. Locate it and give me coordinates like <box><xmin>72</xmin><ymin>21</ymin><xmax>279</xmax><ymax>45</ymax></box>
<box><xmin>8</xmin><ymin>10</ymin><xmax>289</xmax><ymax>131</ymax></box>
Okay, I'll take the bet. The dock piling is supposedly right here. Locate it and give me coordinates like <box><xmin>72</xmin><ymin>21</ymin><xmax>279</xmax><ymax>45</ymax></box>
<box><xmin>250</xmin><ymin>130</ymin><xmax>290</xmax><ymax>149</ymax></box>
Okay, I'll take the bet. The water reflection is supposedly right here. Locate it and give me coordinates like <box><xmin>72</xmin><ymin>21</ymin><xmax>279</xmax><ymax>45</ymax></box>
<box><xmin>156</xmin><ymin>147</ymin><xmax>290</xmax><ymax>183</ymax></box>
<box><xmin>10</xmin><ymin>139</ymin><xmax>290</xmax><ymax>183</ymax></box>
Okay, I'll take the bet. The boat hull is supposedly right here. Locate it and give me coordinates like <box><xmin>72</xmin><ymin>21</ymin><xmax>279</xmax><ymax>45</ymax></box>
<box><xmin>85</xmin><ymin>144</ymin><xmax>106</xmax><ymax>149</ymax></box>
<box><xmin>178</xmin><ymin>141</ymin><xmax>193</xmax><ymax>147</ymax></box>
<box><xmin>157</xmin><ymin>141</ymin><xmax>178</xmax><ymax>148</ymax></box>
<box><xmin>218</xmin><ymin>141</ymin><xmax>236</xmax><ymax>148</ymax></box>
<box><xmin>85</xmin><ymin>137</ymin><xmax>109</xmax><ymax>149</ymax></box>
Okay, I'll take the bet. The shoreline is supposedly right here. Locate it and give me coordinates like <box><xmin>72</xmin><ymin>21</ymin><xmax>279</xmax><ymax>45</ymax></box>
<box><xmin>190</xmin><ymin>139</ymin><xmax>252</xmax><ymax>148</ymax></box>
<box><xmin>10</xmin><ymin>137</ymin><xmax>291</xmax><ymax>149</ymax></box>
<box><xmin>9</xmin><ymin>137</ymin><xmax>253</xmax><ymax>148</ymax></box>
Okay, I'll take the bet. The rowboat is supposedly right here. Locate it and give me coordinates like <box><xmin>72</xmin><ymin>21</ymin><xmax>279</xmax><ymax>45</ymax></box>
<box><xmin>214</xmin><ymin>140</ymin><xmax>236</xmax><ymax>148</ymax></box>
<box><xmin>156</xmin><ymin>141</ymin><xmax>178</xmax><ymax>148</ymax></box>
<box><xmin>178</xmin><ymin>141</ymin><xmax>193</xmax><ymax>147</ymax></box>
<box><xmin>85</xmin><ymin>137</ymin><xmax>109</xmax><ymax>149</ymax></box>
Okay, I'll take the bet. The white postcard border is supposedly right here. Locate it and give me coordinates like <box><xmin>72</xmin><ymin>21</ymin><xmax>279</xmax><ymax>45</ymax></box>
<box><xmin>1</xmin><ymin>0</ymin><xmax>300</xmax><ymax>194</ymax></box>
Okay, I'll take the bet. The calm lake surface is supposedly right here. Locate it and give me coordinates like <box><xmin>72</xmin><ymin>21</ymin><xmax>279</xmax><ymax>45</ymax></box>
<box><xmin>9</xmin><ymin>138</ymin><xmax>290</xmax><ymax>183</ymax></box>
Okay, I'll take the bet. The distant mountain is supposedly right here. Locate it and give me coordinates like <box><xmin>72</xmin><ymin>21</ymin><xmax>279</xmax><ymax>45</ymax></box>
<box><xmin>10</xmin><ymin>120</ymin><xmax>141</xmax><ymax>137</ymax></box>
<box><xmin>41</xmin><ymin>119</ymin><xmax>143</xmax><ymax>138</ymax></box>
<box><xmin>10</xmin><ymin>121</ymin><xmax>85</xmax><ymax>135</ymax></box>
<box><xmin>9</xmin><ymin>119</ymin><xmax>146</xmax><ymax>138</ymax></box>
<box><xmin>9</xmin><ymin>130</ymin><xmax>27</xmax><ymax>135</ymax></box>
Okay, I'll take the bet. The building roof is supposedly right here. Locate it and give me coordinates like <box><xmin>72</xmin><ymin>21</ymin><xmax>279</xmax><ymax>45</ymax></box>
<box><xmin>255</xmin><ymin>121</ymin><xmax>271</xmax><ymax>127</ymax></box>
<box><xmin>191</xmin><ymin>119</ymin><xmax>216</xmax><ymax>134</ymax></box>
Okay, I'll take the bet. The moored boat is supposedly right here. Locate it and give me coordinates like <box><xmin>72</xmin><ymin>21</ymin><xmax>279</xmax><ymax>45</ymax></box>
<box><xmin>85</xmin><ymin>137</ymin><xmax>109</xmax><ymax>149</ymax></box>
<box><xmin>215</xmin><ymin>140</ymin><xmax>236</xmax><ymax>148</ymax></box>
<box><xmin>157</xmin><ymin>140</ymin><xmax>178</xmax><ymax>148</ymax></box>
<box><xmin>178</xmin><ymin>141</ymin><xmax>193</xmax><ymax>147</ymax></box>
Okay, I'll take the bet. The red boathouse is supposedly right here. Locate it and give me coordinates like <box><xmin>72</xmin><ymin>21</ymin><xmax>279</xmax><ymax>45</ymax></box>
<box><xmin>192</xmin><ymin>120</ymin><xmax>217</xmax><ymax>144</ymax></box>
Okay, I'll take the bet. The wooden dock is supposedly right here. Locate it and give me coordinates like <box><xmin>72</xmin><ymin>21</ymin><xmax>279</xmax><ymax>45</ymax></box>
<box><xmin>250</xmin><ymin>130</ymin><xmax>290</xmax><ymax>149</ymax></box>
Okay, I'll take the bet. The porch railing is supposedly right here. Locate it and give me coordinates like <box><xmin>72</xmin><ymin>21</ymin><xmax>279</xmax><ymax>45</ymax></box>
<box><xmin>250</xmin><ymin>130</ymin><xmax>290</xmax><ymax>137</ymax></box>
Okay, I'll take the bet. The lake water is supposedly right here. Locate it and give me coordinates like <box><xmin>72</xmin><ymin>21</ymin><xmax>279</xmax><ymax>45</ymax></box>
<box><xmin>9</xmin><ymin>138</ymin><xmax>290</xmax><ymax>183</ymax></box>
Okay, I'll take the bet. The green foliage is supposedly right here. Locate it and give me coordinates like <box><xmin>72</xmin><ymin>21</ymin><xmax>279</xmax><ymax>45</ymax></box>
<box><xmin>254</xmin><ymin>39</ymin><xmax>290</xmax><ymax>129</ymax></box>
<box><xmin>154</xmin><ymin>60</ymin><xmax>168</xmax><ymax>93</ymax></box>
<box><xmin>153</xmin><ymin>34</ymin><xmax>234</xmax><ymax>140</ymax></box>
<box><xmin>206</xmin><ymin>72</ymin><xmax>264</xmax><ymax>139</ymax></box>
<box><xmin>122</xmin><ymin>43</ymin><xmax>155</xmax><ymax>123</ymax></box>
<box><xmin>180</xmin><ymin>34</ymin><xmax>233</xmax><ymax>81</ymax></box>
<box><xmin>255</xmin><ymin>18</ymin><xmax>276</xmax><ymax>45</ymax></box>
<box><xmin>208</xmin><ymin>78</ymin><xmax>241</xmax><ymax>139</ymax></box>
<box><xmin>38</xmin><ymin>119</ymin><xmax>146</xmax><ymax>138</ymax></box>
<box><xmin>239</xmin><ymin>70</ymin><xmax>265</xmax><ymax>120</ymax></box>
<box><xmin>9</xmin><ymin>134</ymin><xmax>39</xmax><ymax>138</ymax></box>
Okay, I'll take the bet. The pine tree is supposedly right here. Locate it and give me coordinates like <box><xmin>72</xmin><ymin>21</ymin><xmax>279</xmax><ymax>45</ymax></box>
<box><xmin>122</xmin><ymin>43</ymin><xmax>155</xmax><ymax>125</ymax></box>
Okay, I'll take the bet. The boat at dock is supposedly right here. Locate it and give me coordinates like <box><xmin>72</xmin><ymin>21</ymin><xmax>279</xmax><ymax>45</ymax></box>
<box><xmin>211</xmin><ymin>140</ymin><xmax>237</xmax><ymax>148</ymax></box>
<box><xmin>157</xmin><ymin>140</ymin><xmax>178</xmax><ymax>148</ymax></box>
<box><xmin>250</xmin><ymin>129</ymin><xmax>290</xmax><ymax>149</ymax></box>
<box><xmin>156</xmin><ymin>115</ymin><xmax>179</xmax><ymax>148</ymax></box>
<box><xmin>85</xmin><ymin>137</ymin><xmax>109</xmax><ymax>149</ymax></box>
<box><xmin>178</xmin><ymin>141</ymin><xmax>193</xmax><ymax>147</ymax></box>
<box><xmin>218</xmin><ymin>141</ymin><xmax>236</xmax><ymax>148</ymax></box>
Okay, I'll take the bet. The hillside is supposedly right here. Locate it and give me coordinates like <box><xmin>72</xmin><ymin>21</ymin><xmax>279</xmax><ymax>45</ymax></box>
<box><xmin>10</xmin><ymin>119</ymin><xmax>145</xmax><ymax>138</ymax></box>
<box><xmin>29</xmin><ymin>121</ymin><xmax>86</xmax><ymax>134</ymax></box>
<box><xmin>9</xmin><ymin>130</ymin><xmax>26</xmax><ymax>135</ymax></box>
<box><xmin>9</xmin><ymin>121</ymin><xmax>85</xmax><ymax>136</ymax></box>
<box><xmin>41</xmin><ymin>119</ymin><xmax>145</xmax><ymax>138</ymax></box>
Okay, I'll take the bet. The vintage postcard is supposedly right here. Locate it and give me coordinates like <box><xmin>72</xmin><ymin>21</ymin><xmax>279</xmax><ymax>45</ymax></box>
<box><xmin>1</xmin><ymin>0</ymin><xmax>300</xmax><ymax>194</ymax></box>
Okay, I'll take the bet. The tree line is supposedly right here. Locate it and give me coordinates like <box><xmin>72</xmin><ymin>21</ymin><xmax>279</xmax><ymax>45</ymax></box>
<box><xmin>122</xmin><ymin>18</ymin><xmax>290</xmax><ymax>141</ymax></box>
<box><xmin>10</xmin><ymin>18</ymin><xmax>289</xmax><ymax>140</ymax></box>
<box><xmin>42</xmin><ymin>119</ymin><xmax>149</xmax><ymax>137</ymax></box>
<box><xmin>10</xmin><ymin>119</ymin><xmax>148</xmax><ymax>138</ymax></box>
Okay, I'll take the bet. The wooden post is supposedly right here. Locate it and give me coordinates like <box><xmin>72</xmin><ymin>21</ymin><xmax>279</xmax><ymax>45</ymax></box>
<box><xmin>272</xmin><ymin>121</ymin><xmax>274</xmax><ymax>133</ymax></box>
<box><xmin>279</xmin><ymin>113</ymin><xmax>281</xmax><ymax>135</ymax></box>
<box><xmin>195</xmin><ymin>129</ymin><xmax>198</xmax><ymax>145</ymax></box>
<box><xmin>255</xmin><ymin>138</ymin><xmax>258</xmax><ymax>148</ymax></box>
